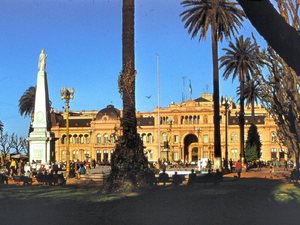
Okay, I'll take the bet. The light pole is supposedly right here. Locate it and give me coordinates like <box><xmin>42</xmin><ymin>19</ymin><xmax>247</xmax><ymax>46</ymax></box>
<box><xmin>60</xmin><ymin>87</ymin><xmax>74</xmax><ymax>178</ymax></box>
<box><xmin>195</xmin><ymin>127</ymin><xmax>202</xmax><ymax>160</ymax></box>
<box><xmin>221</xmin><ymin>96</ymin><xmax>232</xmax><ymax>171</ymax></box>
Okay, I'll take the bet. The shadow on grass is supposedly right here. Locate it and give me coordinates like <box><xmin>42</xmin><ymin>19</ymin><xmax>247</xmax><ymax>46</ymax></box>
<box><xmin>1</xmin><ymin>178</ymin><xmax>300</xmax><ymax>225</ymax></box>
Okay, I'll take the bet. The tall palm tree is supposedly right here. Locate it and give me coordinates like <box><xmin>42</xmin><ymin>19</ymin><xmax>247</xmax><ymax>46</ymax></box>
<box><xmin>220</xmin><ymin>35</ymin><xmax>264</xmax><ymax>162</ymax></box>
<box><xmin>236</xmin><ymin>79</ymin><xmax>261</xmax><ymax>123</ymax></box>
<box><xmin>181</xmin><ymin>0</ymin><xmax>245</xmax><ymax>169</ymax></box>
<box><xmin>19</xmin><ymin>86</ymin><xmax>36</xmax><ymax>119</ymax></box>
<box><xmin>108</xmin><ymin>0</ymin><xmax>151</xmax><ymax>191</ymax></box>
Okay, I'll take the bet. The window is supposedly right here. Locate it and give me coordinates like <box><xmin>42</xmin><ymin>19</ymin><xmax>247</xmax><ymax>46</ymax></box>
<box><xmin>147</xmin><ymin>150</ymin><xmax>153</xmax><ymax>160</ymax></box>
<box><xmin>96</xmin><ymin>134</ymin><xmax>101</xmax><ymax>144</ymax></box>
<box><xmin>271</xmin><ymin>132</ymin><xmax>277</xmax><ymax>142</ymax></box>
<box><xmin>111</xmin><ymin>134</ymin><xmax>115</xmax><ymax>144</ymax></box>
<box><xmin>271</xmin><ymin>148</ymin><xmax>277</xmax><ymax>159</ymax></box>
<box><xmin>104</xmin><ymin>134</ymin><xmax>109</xmax><ymax>144</ymax></box>
<box><xmin>203</xmin><ymin>134</ymin><xmax>209</xmax><ymax>143</ymax></box>
<box><xmin>147</xmin><ymin>133</ymin><xmax>153</xmax><ymax>143</ymax></box>
<box><xmin>79</xmin><ymin>134</ymin><xmax>84</xmax><ymax>144</ymax></box>
<box><xmin>73</xmin><ymin>135</ymin><xmax>79</xmax><ymax>144</ymax></box>
<box><xmin>72</xmin><ymin>150</ymin><xmax>79</xmax><ymax>160</ymax></box>
<box><xmin>231</xmin><ymin>149</ymin><xmax>238</xmax><ymax>161</ymax></box>
<box><xmin>174</xmin><ymin>135</ymin><xmax>179</xmax><ymax>143</ymax></box>
<box><xmin>61</xmin><ymin>135</ymin><xmax>66</xmax><ymax>144</ymax></box>
<box><xmin>61</xmin><ymin>151</ymin><xmax>66</xmax><ymax>161</ymax></box>
<box><xmin>141</xmin><ymin>133</ymin><xmax>147</xmax><ymax>143</ymax></box>
<box><xmin>231</xmin><ymin>133</ymin><xmax>238</xmax><ymax>143</ymax></box>
<box><xmin>162</xmin><ymin>132</ymin><xmax>167</xmax><ymax>142</ymax></box>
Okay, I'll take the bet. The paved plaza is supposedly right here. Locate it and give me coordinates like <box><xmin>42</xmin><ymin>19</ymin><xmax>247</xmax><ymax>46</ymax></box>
<box><xmin>0</xmin><ymin>168</ymin><xmax>299</xmax><ymax>225</ymax></box>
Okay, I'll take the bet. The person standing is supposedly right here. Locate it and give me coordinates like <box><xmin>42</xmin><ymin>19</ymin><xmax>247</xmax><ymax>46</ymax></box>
<box><xmin>235</xmin><ymin>160</ymin><xmax>243</xmax><ymax>179</ymax></box>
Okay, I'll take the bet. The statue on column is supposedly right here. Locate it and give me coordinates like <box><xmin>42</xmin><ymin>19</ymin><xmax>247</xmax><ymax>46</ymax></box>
<box><xmin>38</xmin><ymin>49</ymin><xmax>47</xmax><ymax>72</ymax></box>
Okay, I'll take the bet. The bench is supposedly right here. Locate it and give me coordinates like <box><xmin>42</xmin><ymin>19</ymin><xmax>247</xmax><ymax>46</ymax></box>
<box><xmin>36</xmin><ymin>173</ymin><xmax>66</xmax><ymax>186</ymax></box>
<box><xmin>12</xmin><ymin>176</ymin><xmax>32</xmax><ymax>185</ymax></box>
<box><xmin>0</xmin><ymin>174</ymin><xmax>8</xmax><ymax>184</ymax></box>
<box><xmin>290</xmin><ymin>170</ymin><xmax>300</xmax><ymax>182</ymax></box>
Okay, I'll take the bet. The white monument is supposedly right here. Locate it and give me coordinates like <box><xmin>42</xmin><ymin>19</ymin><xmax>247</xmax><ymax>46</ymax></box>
<box><xmin>28</xmin><ymin>49</ymin><xmax>52</xmax><ymax>165</ymax></box>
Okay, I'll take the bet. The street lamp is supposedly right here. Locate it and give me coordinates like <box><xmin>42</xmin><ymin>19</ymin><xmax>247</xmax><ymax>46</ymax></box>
<box><xmin>221</xmin><ymin>96</ymin><xmax>232</xmax><ymax>171</ymax></box>
<box><xmin>60</xmin><ymin>87</ymin><xmax>74</xmax><ymax>178</ymax></box>
<box><xmin>195</xmin><ymin>127</ymin><xmax>202</xmax><ymax>160</ymax></box>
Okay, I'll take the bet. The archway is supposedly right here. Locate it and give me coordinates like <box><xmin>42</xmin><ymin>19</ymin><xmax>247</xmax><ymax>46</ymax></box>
<box><xmin>183</xmin><ymin>134</ymin><xmax>198</xmax><ymax>162</ymax></box>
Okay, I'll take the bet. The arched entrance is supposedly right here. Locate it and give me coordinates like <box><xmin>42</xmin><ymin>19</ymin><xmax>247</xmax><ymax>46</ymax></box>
<box><xmin>183</xmin><ymin>134</ymin><xmax>198</xmax><ymax>162</ymax></box>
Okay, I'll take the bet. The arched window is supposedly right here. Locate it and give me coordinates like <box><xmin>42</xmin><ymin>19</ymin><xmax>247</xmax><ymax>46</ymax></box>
<box><xmin>61</xmin><ymin>135</ymin><xmax>66</xmax><ymax>144</ymax></box>
<box><xmin>96</xmin><ymin>134</ymin><xmax>101</xmax><ymax>144</ymax></box>
<box><xmin>271</xmin><ymin>132</ymin><xmax>277</xmax><ymax>142</ymax></box>
<box><xmin>141</xmin><ymin>133</ymin><xmax>147</xmax><ymax>143</ymax></box>
<box><xmin>104</xmin><ymin>134</ymin><xmax>109</xmax><ymax>144</ymax></box>
<box><xmin>110</xmin><ymin>134</ymin><xmax>115</xmax><ymax>144</ymax></box>
<box><xmin>84</xmin><ymin>134</ymin><xmax>89</xmax><ymax>144</ymax></box>
<box><xmin>185</xmin><ymin>116</ymin><xmax>188</xmax><ymax>124</ymax></box>
<box><xmin>147</xmin><ymin>133</ymin><xmax>153</xmax><ymax>143</ymax></box>
<box><xmin>162</xmin><ymin>132</ymin><xmax>167</xmax><ymax>142</ymax></box>
<box><xmin>73</xmin><ymin>134</ymin><xmax>79</xmax><ymax>144</ymax></box>
<box><xmin>72</xmin><ymin>150</ymin><xmax>79</xmax><ymax>160</ymax></box>
<box><xmin>79</xmin><ymin>134</ymin><xmax>84</xmax><ymax>144</ymax></box>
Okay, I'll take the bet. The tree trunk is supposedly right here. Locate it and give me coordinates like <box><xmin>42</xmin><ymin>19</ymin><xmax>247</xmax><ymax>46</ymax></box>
<box><xmin>211</xmin><ymin>6</ymin><xmax>221</xmax><ymax>170</ymax></box>
<box><xmin>240</xmin><ymin>70</ymin><xmax>245</xmax><ymax>163</ymax></box>
<box><xmin>122</xmin><ymin>0</ymin><xmax>137</xmax><ymax>136</ymax></box>
<box><xmin>238</xmin><ymin>0</ymin><xmax>300</xmax><ymax>76</ymax></box>
<box><xmin>251</xmin><ymin>98</ymin><xmax>255</xmax><ymax>124</ymax></box>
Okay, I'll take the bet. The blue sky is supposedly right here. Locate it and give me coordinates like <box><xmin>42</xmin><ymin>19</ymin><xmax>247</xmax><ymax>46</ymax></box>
<box><xmin>0</xmin><ymin>0</ymin><xmax>266</xmax><ymax>137</ymax></box>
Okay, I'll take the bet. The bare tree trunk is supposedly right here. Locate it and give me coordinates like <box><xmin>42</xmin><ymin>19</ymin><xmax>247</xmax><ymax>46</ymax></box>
<box><xmin>239</xmin><ymin>69</ymin><xmax>245</xmax><ymax>162</ymax></box>
<box><xmin>211</xmin><ymin>5</ymin><xmax>221</xmax><ymax>170</ymax></box>
<box><xmin>238</xmin><ymin>0</ymin><xmax>300</xmax><ymax>75</ymax></box>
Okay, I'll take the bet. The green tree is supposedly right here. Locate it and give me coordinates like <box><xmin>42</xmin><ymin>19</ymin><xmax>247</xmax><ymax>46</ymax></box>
<box><xmin>245</xmin><ymin>123</ymin><xmax>261</xmax><ymax>162</ymax></box>
<box><xmin>220</xmin><ymin>35</ymin><xmax>263</xmax><ymax>162</ymax></box>
<box><xmin>19</xmin><ymin>86</ymin><xmax>36</xmax><ymax>119</ymax></box>
<box><xmin>107</xmin><ymin>0</ymin><xmax>152</xmax><ymax>192</ymax></box>
<box><xmin>237</xmin><ymin>79</ymin><xmax>261</xmax><ymax>123</ymax></box>
<box><xmin>180</xmin><ymin>0</ymin><xmax>245</xmax><ymax>169</ymax></box>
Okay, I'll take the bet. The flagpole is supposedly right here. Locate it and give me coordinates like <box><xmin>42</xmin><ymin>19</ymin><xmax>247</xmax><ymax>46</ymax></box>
<box><xmin>157</xmin><ymin>54</ymin><xmax>161</xmax><ymax>160</ymax></box>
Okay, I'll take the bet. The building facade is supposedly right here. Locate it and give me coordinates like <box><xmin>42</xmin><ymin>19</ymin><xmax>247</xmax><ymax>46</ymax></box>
<box><xmin>50</xmin><ymin>93</ymin><xmax>286</xmax><ymax>164</ymax></box>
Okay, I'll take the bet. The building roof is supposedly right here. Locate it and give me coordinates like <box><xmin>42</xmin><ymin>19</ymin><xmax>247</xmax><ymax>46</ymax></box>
<box><xmin>96</xmin><ymin>105</ymin><xmax>120</xmax><ymax>120</ymax></box>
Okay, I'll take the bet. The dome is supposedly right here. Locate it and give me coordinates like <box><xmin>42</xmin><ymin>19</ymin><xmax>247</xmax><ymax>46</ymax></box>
<box><xmin>96</xmin><ymin>105</ymin><xmax>120</xmax><ymax>120</ymax></box>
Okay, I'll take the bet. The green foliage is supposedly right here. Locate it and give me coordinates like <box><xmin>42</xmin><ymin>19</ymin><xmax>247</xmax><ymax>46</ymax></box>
<box><xmin>245</xmin><ymin>145</ymin><xmax>259</xmax><ymax>162</ymax></box>
<box><xmin>245</xmin><ymin>123</ymin><xmax>261</xmax><ymax>162</ymax></box>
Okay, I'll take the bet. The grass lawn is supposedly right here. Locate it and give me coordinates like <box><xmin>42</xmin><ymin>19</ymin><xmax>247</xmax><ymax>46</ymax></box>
<box><xmin>0</xmin><ymin>174</ymin><xmax>299</xmax><ymax>225</ymax></box>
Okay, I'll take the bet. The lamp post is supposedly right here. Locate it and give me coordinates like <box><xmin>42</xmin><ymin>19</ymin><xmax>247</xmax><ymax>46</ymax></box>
<box><xmin>221</xmin><ymin>96</ymin><xmax>232</xmax><ymax>171</ymax></box>
<box><xmin>60</xmin><ymin>87</ymin><xmax>74</xmax><ymax>178</ymax></box>
<box><xmin>195</xmin><ymin>127</ymin><xmax>202</xmax><ymax>160</ymax></box>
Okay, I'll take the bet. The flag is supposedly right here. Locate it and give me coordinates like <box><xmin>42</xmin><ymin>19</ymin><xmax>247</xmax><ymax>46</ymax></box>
<box><xmin>189</xmin><ymin>80</ymin><xmax>192</xmax><ymax>99</ymax></box>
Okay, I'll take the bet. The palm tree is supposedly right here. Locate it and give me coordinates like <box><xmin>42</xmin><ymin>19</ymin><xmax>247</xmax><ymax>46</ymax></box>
<box><xmin>19</xmin><ymin>86</ymin><xmax>36</xmax><ymax>119</ymax></box>
<box><xmin>180</xmin><ymin>0</ymin><xmax>245</xmax><ymax>169</ymax></box>
<box><xmin>107</xmin><ymin>0</ymin><xmax>151</xmax><ymax>191</ymax></box>
<box><xmin>237</xmin><ymin>79</ymin><xmax>261</xmax><ymax>123</ymax></box>
<box><xmin>220</xmin><ymin>35</ymin><xmax>264</xmax><ymax>162</ymax></box>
